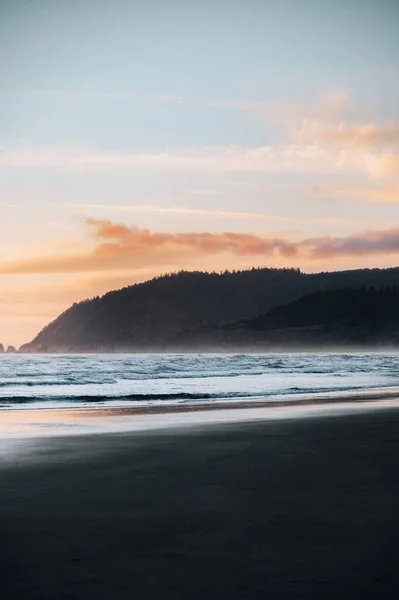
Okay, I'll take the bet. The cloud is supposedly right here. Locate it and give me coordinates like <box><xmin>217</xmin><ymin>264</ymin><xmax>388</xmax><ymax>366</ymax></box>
<box><xmin>373</xmin><ymin>153</ymin><xmax>399</xmax><ymax>176</ymax></box>
<box><xmin>2</xmin><ymin>88</ymin><xmax>398</xmax><ymax>180</ymax></box>
<box><xmin>294</xmin><ymin>120</ymin><xmax>399</xmax><ymax>148</ymax></box>
<box><xmin>86</xmin><ymin>217</ymin><xmax>297</xmax><ymax>257</ymax></box>
<box><xmin>290</xmin><ymin>117</ymin><xmax>399</xmax><ymax>179</ymax></box>
<box><xmin>306</xmin><ymin>228</ymin><xmax>399</xmax><ymax>259</ymax></box>
<box><xmin>313</xmin><ymin>184</ymin><xmax>399</xmax><ymax>204</ymax></box>
<box><xmin>0</xmin><ymin>143</ymin><xmax>375</xmax><ymax>176</ymax></box>
<box><xmin>2</xmin><ymin>135</ymin><xmax>397</xmax><ymax>180</ymax></box>
<box><xmin>79</xmin><ymin>204</ymin><xmax>289</xmax><ymax>222</ymax></box>
<box><xmin>1</xmin><ymin>90</ymin><xmax>398</xmax><ymax>189</ymax></box>
<box><xmin>77</xmin><ymin>202</ymin><xmax>371</xmax><ymax>226</ymax></box>
<box><xmin>1</xmin><ymin>219</ymin><xmax>399</xmax><ymax>276</ymax></box>
<box><xmin>0</xmin><ymin>219</ymin><xmax>293</xmax><ymax>275</ymax></box>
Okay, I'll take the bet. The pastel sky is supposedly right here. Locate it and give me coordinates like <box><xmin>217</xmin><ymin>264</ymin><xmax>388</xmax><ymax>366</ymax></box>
<box><xmin>1</xmin><ymin>0</ymin><xmax>399</xmax><ymax>346</ymax></box>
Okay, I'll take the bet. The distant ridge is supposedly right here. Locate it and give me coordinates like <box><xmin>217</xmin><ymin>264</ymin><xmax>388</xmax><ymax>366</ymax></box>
<box><xmin>19</xmin><ymin>266</ymin><xmax>399</xmax><ymax>352</ymax></box>
<box><xmin>238</xmin><ymin>285</ymin><xmax>399</xmax><ymax>347</ymax></box>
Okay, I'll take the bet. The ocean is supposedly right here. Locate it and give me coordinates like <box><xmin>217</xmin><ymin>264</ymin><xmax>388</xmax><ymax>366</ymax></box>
<box><xmin>1</xmin><ymin>352</ymin><xmax>399</xmax><ymax>411</ymax></box>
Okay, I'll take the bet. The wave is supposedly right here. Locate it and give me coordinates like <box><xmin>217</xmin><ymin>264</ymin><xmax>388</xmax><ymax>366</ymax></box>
<box><xmin>0</xmin><ymin>392</ymin><xmax>216</xmax><ymax>405</ymax></box>
<box><xmin>2</xmin><ymin>387</ymin><xmax>399</xmax><ymax>413</ymax></box>
<box><xmin>2</xmin><ymin>354</ymin><xmax>399</xmax><ymax>412</ymax></box>
<box><xmin>1</xmin><ymin>384</ymin><xmax>395</xmax><ymax>407</ymax></box>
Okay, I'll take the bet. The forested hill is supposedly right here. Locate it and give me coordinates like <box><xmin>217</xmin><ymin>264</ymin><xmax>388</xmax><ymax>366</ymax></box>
<box><xmin>19</xmin><ymin>266</ymin><xmax>399</xmax><ymax>352</ymax></box>
<box><xmin>235</xmin><ymin>285</ymin><xmax>399</xmax><ymax>347</ymax></box>
<box><xmin>246</xmin><ymin>286</ymin><xmax>399</xmax><ymax>331</ymax></box>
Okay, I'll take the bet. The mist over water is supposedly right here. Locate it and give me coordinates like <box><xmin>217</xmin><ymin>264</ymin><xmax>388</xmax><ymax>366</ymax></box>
<box><xmin>1</xmin><ymin>353</ymin><xmax>399</xmax><ymax>410</ymax></box>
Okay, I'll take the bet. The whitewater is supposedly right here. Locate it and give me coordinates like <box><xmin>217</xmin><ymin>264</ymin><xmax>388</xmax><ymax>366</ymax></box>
<box><xmin>1</xmin><ymin>352</ymin><xmax>399</xmax><ymax>411</ymax></box>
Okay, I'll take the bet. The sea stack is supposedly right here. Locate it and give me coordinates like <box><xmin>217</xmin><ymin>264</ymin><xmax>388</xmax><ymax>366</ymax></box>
<box><xmin>0</xmin><ymin>343</ymin><xmax>4</xmax><ymax>353</ymax></box>
<box><xmin>6</xmin><ymin>345</ymin><xmax>17</xmax><ymax>353</ymax></box>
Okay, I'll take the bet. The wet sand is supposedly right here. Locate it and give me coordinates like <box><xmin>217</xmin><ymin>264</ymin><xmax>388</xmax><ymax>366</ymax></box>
<box><xmin>2</xmin><ymin>409</ymin><xmax>399</xmax><ymax>598</ymax></box>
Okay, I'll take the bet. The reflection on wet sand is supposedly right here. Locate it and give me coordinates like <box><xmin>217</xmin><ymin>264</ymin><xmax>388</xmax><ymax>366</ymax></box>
<box><xmin>1</xmin><ymin>390</ymin><xmax>399</xmax><ymax>441</ymax></box>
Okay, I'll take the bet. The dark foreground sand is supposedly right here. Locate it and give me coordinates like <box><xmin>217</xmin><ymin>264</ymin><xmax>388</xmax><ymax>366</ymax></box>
<box><xmin>2</xmin><ymin>410</ymin><xmax>399</xmax><ymax>599</ymax></box>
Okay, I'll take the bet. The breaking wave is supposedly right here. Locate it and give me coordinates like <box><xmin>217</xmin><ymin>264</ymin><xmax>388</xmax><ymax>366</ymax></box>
<box><xmin>1</xmin><ymin>352</ymin><xmax>399</xmax><ymax>410</ymax></box>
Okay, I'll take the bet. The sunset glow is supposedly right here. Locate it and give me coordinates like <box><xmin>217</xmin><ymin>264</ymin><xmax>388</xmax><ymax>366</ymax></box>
<box><xmin>1</xmin><ymin>0</ymin><xmax>399</xmax><ymax>346</ymax></box>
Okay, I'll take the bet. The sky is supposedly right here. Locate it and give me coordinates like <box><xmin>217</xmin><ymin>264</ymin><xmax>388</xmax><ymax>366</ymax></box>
<box><xmin>1</xmin><ymin>0</ymin><xmax>399</xmax><ymax>347</ymax></box>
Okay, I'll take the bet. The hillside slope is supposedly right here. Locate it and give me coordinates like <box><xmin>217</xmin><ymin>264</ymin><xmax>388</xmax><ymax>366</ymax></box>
<box><xmin>20</xmin><ymin>266</ymin><xmax>399</xmax><ymax>352</ymax></box>
<box><xmin>238</xmin><ymin>286</ymin><xmax>399</xmax><ymax>348</ymax></box>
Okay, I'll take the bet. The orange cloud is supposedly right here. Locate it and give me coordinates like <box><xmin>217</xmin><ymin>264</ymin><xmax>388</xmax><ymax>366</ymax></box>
<box><xmin>86</xmin><ymin>218</ymin><xmax>296</xmax><ymax>259</ymax></box>
<box><xmin>1</xmin><ymin>219</ymin><xmax>399</xmax><ymax>276</ymax></box>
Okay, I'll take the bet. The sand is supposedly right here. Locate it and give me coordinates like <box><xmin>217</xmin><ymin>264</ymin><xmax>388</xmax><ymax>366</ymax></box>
<box><xmin>1</xmin><ymin>409</ymin><xmax>399</xmax><ymax>598</ymax></box>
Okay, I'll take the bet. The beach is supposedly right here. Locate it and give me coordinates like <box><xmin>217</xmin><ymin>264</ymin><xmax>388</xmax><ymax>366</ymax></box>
<box><xmin>2</xmin><ymin>406</ymin><xmax>399</xmax><ymax>598</ymax></box>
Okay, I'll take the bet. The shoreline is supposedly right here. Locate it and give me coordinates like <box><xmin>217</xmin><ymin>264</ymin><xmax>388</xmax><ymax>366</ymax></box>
<box><xmin>2</xmin><ymin>384</ymin><xmax>399</xmax><ymax>413</ymax></box>
<box><xmin>1</xmin><ymin>387</ymin><xmax>399</xmax><ymax>440</ymax></box>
